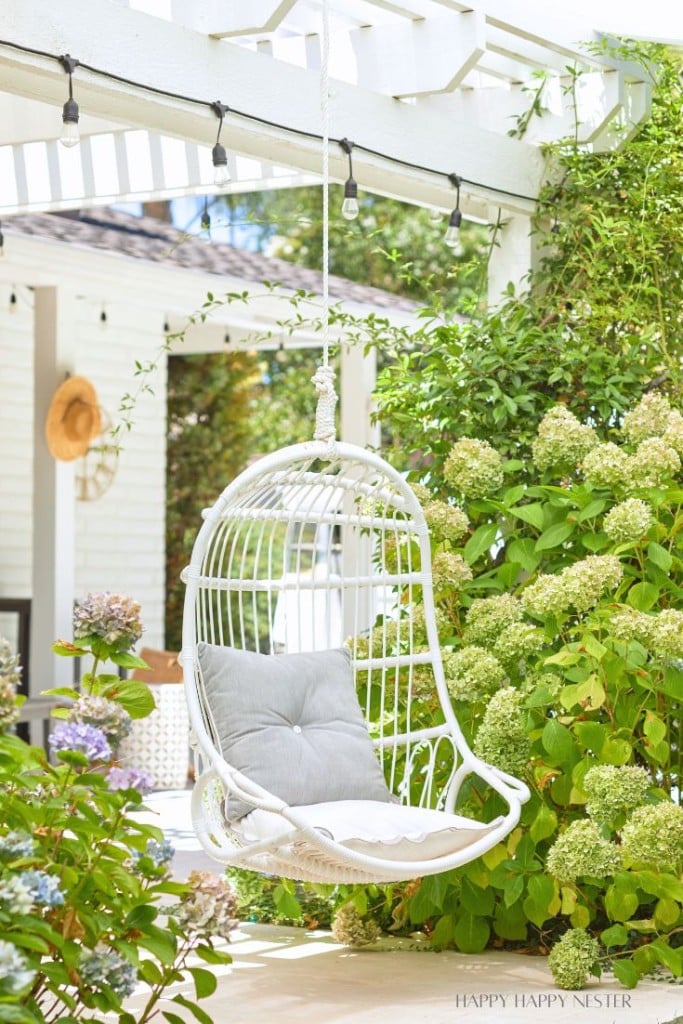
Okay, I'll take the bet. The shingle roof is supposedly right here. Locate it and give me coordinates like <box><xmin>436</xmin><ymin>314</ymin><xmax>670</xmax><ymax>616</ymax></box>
<box><xmin>5</xmin><ymin>207</ymin><xmax>418</xmax><ymax>313</ymax></box>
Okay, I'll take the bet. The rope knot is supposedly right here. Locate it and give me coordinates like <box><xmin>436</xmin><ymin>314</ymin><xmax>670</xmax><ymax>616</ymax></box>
<box><xmin>312</xmin><ymin>365</ymin><xmax>338</xmax><ymax>445</ymax></box>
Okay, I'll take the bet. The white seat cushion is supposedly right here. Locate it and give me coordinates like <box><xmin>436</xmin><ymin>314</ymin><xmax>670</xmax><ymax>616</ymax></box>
<box><xmin>236</xmin><ymin>800</ymin><xmax>502</xmax><ymax>863</ymax></box>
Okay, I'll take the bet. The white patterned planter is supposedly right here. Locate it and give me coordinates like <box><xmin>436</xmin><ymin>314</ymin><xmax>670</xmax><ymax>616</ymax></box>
<box><xmin>118</xmin><ymin>683</ymin><xmax>190</xmax><ymax>790</ymax></box>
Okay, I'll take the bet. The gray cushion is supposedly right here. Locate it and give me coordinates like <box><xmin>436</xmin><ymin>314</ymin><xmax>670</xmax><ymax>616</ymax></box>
<box><xmin>197</xmin><ymin>644</ymin><xmax>393</xmax><ymax>820</ymax></box>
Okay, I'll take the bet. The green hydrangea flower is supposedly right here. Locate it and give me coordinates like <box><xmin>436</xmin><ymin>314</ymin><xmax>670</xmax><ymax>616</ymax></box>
<box><xmin>493</xmin><ymin>622</ymin><xmax>545</xmax><ymax>668</ymax></box>
<box><xmin>548</xmin><ymin>929</ymin><xmax>601</xmax><ymax>990</ymax></box>
<box><xmin>583</xmin><ymin>764</ymin><xmax>650</xmax><ymax>825</ymax></box>
<box><xmin>424</xmin><ymin>501</ymin><xmax>470</xmax><ymax>544</ymax></box>
<box><xmin>443</xmin><ymin>646</ymin><xmax>506</xmax><ymax>702</ymax></box>
<box><xmin>628</xmin><ymin>437</ymin><xmax>680</xmax><ymax>488</ymax></box>
<box><xmin>663</xmin><ymin>409</ymin><xmax>683</xmax><ymax>456</ymax></box>
<box><xmin>603</xmin><ymin>498</ymin><xmax>654</xmax><ymax>544</ymax></box>
<box><xmin>431</xmin><ymin>552</ymin><xmax>473</xmax><ymax>593</ymax></box>
<box><xmin>532</xmin><ymin>405</ymin><xmax>598</xmax><ymax>471</ymax></box>
<box><xmin>522</xmin><ymin>556</ymin><xmax>623</xmax><ymax>618</ymax></box>
<box><xmin>621</xmin><ymin>392</ymin><xmax>675</xmax><ymax>444</ymax></box>
<box><xmin>331</xmin><ymin>903</ymin><xmax>380</xmax><ymax>947</ymax></box>
<box><xmin>473</xmin><ymin>687</ymin><xmax>530</xmax><ymax>774</ymax></box>
<box><xmin>444</xmin><ymin>438</ymin><xmax>504</xmax><ymax>499</ymax></box>
<box><xmin>464</xmin><ymin>593</ymin><xmax>523</xmax><ymax>647</ymax></box>
<box><xmin>582</xmin><ymin>442</ymin><xmax>630</xmax><ymax>488</ymax></box>
<box><xmin>546</xmin><ymin>819</ymin><xmax>622</xmax><ymax>882</ymax></box>
<box><xmin>620</xmin><ymin>802</ymin><xmax>683</xmax><ymax>867</ymax></box>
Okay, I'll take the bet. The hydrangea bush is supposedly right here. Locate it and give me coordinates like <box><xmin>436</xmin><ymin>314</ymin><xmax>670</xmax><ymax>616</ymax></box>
<box><xmin>0</xmin><ymin>593</ymin><xmax>234</xmax><ymax>1023</ymax></box>
<box><xmin>332</xmin><ymin>395</ymin><xmax>683</xmax><ymax>989</ymax></box>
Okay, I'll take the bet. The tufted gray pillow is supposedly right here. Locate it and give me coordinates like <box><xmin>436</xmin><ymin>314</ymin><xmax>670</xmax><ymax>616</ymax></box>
<box><xmin>197</xmin><ymin>644</ymin><xmax>393</xmax><ymax>821</ymax></box>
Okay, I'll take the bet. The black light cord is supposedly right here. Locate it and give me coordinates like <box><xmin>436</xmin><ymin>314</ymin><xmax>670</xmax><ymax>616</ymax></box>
<box><xmin>0</xmin><ymin>36</ymin><xmax>538</xmax><ymax>205</ymax></box>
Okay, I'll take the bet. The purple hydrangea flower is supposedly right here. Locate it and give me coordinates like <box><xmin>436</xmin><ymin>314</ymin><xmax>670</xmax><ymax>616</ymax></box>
<box><xmin>49</xmin><ymin>722</ymin><xmax>112</xmax><ymax>762</ymax></box>
<box><xmin>73</xmin><ymin>592</ymin><xmax>143</xmax><ymax>654</ymax></box>
<box><xmin>106</xmin><ymin>766</ymin><xmax>154</xmax><ymax>795</ymax></box>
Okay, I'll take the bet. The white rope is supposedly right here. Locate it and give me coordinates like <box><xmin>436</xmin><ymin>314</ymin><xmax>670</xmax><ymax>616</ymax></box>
<box><xmin>313</xmin><ymin>0</ymin><xmax>338</xmax><ymax>446</ymax></box>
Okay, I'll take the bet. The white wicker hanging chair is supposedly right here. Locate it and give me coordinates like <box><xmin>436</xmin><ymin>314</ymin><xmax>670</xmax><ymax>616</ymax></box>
<box><xmin>180</xmin><ymin>0</ymin><xmax>529</xmax><ymax>884</ymax></box>
<box><xmin>180</xmin><ymin>439</ymin><xmax>530</xmax><ymax>883</ymax></box>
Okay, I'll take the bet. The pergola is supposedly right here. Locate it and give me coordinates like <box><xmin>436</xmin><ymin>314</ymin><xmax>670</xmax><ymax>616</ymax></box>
<box><xmin>1</xmin><ymin>0</ymin><xmax>681</xmax><ymax>698</ymax></box>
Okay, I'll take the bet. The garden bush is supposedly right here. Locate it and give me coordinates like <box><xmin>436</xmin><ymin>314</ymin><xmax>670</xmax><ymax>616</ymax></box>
<box><xmin>336</xmin><ymin>393</ymin><xmax>683</xmax><ymax>989</ymax></box>
<box><xmin>0</xmin><ymin>593</ymin><xmax>234</xmax><ymax>1024</ymax></box>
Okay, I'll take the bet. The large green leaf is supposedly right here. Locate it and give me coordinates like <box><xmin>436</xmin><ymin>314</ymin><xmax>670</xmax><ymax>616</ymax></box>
<box><xmin>452</xmin><ymin>912</ymin><xmax>490</xmax><ymax>953</ymax></box>
<box><xmin>534</xmin><ymin>521</ymin><xmax>576</xmax><ymax>553</ymax></box>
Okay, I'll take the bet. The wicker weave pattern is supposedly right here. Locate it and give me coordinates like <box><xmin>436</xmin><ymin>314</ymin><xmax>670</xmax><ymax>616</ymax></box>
<box><xmin>182</xmin><ymin>441</ymin><xmax>530</xmax><ymax>881</ymax></box>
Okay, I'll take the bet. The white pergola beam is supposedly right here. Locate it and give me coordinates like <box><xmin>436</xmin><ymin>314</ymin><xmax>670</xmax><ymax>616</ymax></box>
<box><xmin>351</xmin><ymin>11</ymin><xmax>485</xmax><ymax>97</ymax></box>
<box><xmin>0</xmin><ymin>0</ymin><xmax>545</xmax><ymax>216</ymax></box>
<box><xmin>169</xmin><ymin>0</ymin><xmax>298</xmax><ymax>39</ymax></box>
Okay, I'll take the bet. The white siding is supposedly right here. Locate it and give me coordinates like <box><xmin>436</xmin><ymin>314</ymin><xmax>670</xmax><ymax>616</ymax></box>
<box><xmin>0</xmin><ymin>282</ymin><xmax>168</xmax><ymax>653</ymax></box>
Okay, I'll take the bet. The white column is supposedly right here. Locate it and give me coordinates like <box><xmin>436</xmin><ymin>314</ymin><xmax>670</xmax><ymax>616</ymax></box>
<box><xmin>339</xmin><ymin>341</ymin><xmax>379</xmax><ymax>638</ymax></box>
<box><xmin>31</xmin><ymin>286</ymin><xmax>78</xmax><ymax>694</ymax></box>
<box><xmin>340</xmin><ymin>340</ymin><xmax>379</xmax><ymax>449</ymax></box>
<box><xmin>486</xmin><ymin>209</ymin><xmax>536</xmax><ymax>308</ymax></box>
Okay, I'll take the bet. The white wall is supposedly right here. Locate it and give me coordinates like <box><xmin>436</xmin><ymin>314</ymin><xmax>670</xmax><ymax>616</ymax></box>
<box><xmin>0</xmin><ymin>280</ymin><xmax>168</xmax><ymax>685</ymax></box>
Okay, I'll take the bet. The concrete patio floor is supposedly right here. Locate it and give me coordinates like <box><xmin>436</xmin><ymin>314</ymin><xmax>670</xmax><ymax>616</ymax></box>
<box><xmin>131</xmin><ymin>789</ymin><xmax>683</xmax><ymax>1024</ymax></box>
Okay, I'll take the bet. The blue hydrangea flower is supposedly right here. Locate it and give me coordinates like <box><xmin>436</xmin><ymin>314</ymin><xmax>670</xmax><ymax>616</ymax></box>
<box><xmin>79</xmin><ymin>944</ymin><xmax>137</xmax><ymax>998</ymax></box>
<box><xmin>49</xmin><ymin>722</ymin><xmax>112</xmax><ymax>762</ymax></box>
<box><xmin>106</xmin><ymin>766</ymin><xmax>154</xmax><ymax>795</ymax></box>
<box><xmin>0</xmin><ymin>939</ymin><xmax>36</xmax><ymax>993</ymax></box>
<box><xmin>132</xmin><ymin>839</ymin><xmax>175</xmax><ymax>869</ymax></box>
<box><xmin>19</xmin><ymin>870</ymin><xmax>64</xmax><ymax>907</ymax></box>
<box><xmin>0</xmin><ymin>831</ymin><xmax>35</xmax><ymax>860</ymax></box>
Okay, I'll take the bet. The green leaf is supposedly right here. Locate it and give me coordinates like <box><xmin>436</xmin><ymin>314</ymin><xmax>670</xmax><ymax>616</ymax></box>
<box><xmin>577</xmin><ymin>498</ymin><xmax>608</xmax><ymax>522</ymax></box>
<box><xmin>430</xmin><ymin>913</ymin><xmax>456</xmax><ymax>950</ymax></box>
<box><xmin>503</xmin><ymin>874</ymin><xmax>525</xmax><ymax>908</ymax></box>
<box><xmin>534</xmin><ymin>521</ymin><xmax>576</xmax><ymax>553</ymax></box>
<box><xmin>611</xmin><ymin>959</ymin><xmax>640</xmax><ymax>988</ymax></box>
<box><xmin>529</xmin><ymin>804</ymin><xmax>557</xmax><ymax>843</ymax></box>
<box><xmin>99</xmin><ymin>680</ymin><xmax>156</xmax><ymax>719</ymax></box>
<box><xmin>137</xmin><ymin>932</ymin><xmax>178</xmax><ymax>965</ymax></box>
<box><xmin>605</xmin><ymin>885</ymin><xmax>639</xmax><ymax>922</ymax></box>
<box><xmin>195</xmin><ymin>943</ymin><xmax>232</xmax><ymax>966</ymax></box>
<box><xmin>464</xmin><ymin>523</ymin><xmax>499</xmax><ymax>565</ymax></box>
<box><xmin>189</xmin><ymin>966</ymin><xmax>218</xmax><ymax>999</ymax></box>
<box><xmin>162</xmin><ymin>1014</ymin><xmax>187</xmax><ymax>1024</ymax></box>
<box><xmin>601</xmin><ymin>736</ymin><xmax>632</xmax><ymax>766</ymax></box>
<box><xmin>510</xmin><ymin>503</ymin><xmax>545</xmax><ymax>530</ymax></box>
<box><xmin>452</xmin><ymin>912</ymin><xmax>490</xmax><ymax>953</ymax></box>
<box><xmin>574</xmin><ymin>721</ymin><xmax>607</xmax><ymax>755</ymax></box>
<box><xmin>542</xmin><ymin>719</ymin><xmax>575</xmax><ymax>763</ymax></box>
<box><xmin>172</xmin><ymin>993</ymin><xmax>215</xmax><ymax>1024</ymax></box>
<box><xmin>110</xmin><ymin>651</ymin><xmax>151</xmax><ymax>670</ymax></box>
<box><xmin>506</xmin><ymin>538</ymin><xmax>541</xmax><ymax>573</ymax></box>
<box><xmin>626</xmin><ymin>581</ymin><xmax>659</xmax><ymax>612</ymax></box>
<box><xmin>651</xmin><ymin>941</ymin><xmax>683</xmax><ymax>977</ymax></box>
<box><xmin>601</xmin><ymin>923</ymin><xmax>628</xmax><ymax>947</ymax></box>
<box><xmin>654</xmin><ymin>898</ymin><xmax>681</xmax><ymax>930</ymax></box>
<box><xmin>647</xmin><ymin>541</ymin><xmax>672</xmax><ymax>572</ymax></box>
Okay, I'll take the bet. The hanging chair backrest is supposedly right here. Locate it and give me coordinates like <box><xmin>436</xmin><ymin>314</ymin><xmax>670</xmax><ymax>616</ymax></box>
<box><xmin>183</xmin><ymin>439</ymin><xmax>462</xmax><ymax>810</ymax></box>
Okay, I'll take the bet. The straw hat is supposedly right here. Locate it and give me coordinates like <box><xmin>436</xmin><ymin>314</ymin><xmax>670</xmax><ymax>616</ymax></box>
<box><xmin>45</xmin><ymin>375</ymin><xmax>102</xmax><ymax>462</ymax></box>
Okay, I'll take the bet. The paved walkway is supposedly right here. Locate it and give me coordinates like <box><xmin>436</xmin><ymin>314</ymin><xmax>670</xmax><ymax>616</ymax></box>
<box><xmin>131</xmin><ymin>790</ymin><xmax>682</xmax><ymax>1024</ymax></box>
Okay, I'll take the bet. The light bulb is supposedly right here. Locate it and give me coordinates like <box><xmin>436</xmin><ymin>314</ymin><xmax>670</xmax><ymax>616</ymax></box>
<box><xmin>9</xmin><ymin>291</ymin><xmax>17</xmax><ymax>313</ymax></box>
<box><xmin>341</xmin><ymin>196</ymin><xmax>359</xmax><ymax>221</ymax></box>
<box><xmin>212</xmin><ymin>143</ymin><xmax>229</xmax><ymax>187</ymax></box>
<box><xmin>429</xmin><ymin>207</ymin><xmax>442</xmax><ymax>223</ymax></box>
<box><xmin>444</xmin><ymin>208</ymin><xmax>463</xmax><ymax>251</ymax></box>
<box><xmin>60</xmin><ymin>97</ymin><xmax>80</xmax><ymax>148</ymax></box>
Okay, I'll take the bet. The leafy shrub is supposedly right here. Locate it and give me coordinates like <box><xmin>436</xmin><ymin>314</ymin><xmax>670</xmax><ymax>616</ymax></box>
<box><xmin>0</xmin><ymin>593</ymin><xmax>234</xmax><ymax>1024</ymax></box>
<box><xmin>383</xmin><ymin>394</ymin><xmax>683</xmax><ymax>986</ymax></box>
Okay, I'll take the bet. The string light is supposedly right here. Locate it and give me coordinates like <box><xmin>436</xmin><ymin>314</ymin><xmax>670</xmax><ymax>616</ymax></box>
<box><xmin>58</xmin><ymin>54</ymin><xmax>80</xmax><ymax>148</ymax></box>
<box><xmin>444</xmin><ymin>173</ymin><xmax>463</xmax><ymax>251</ymax></box>
<box><xmin>200</xmin><ymin>197</ymin><xmax>211</xmax><ymax>233</ymax></box>
<box><xmin>0</xmin><ymin>222</ymin><xmax>4</xmax><ymax>259</ymax></box>
<box><xmin>210</xmin><ymin>101</ymin><xmax>230</xmax><ymax>188</ymax></box>
<box><xmin>9</xmin><ymin>288</ymin><xmax>17</xmax><ymax>313</ymax></box>
<box><xmin>0</xmin><ymin>37</ymin><xmax>537</xmax><ymax>207</ymax></box>
<box><xmin>100</xmin><ymin>306</ymin><xmax>107</xmax><ymax>325</ymax></box>
<box><xmin>339</xmin><ymin>138</ymin><xmax>359</xmax><ymax>221</ymax></box>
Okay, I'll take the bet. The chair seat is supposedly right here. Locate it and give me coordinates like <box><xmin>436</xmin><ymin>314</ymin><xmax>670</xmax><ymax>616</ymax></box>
<box><xmin>235</xmin><ymin>800</ymin><xmax>503</xmax><ymax>863</ymax></box>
